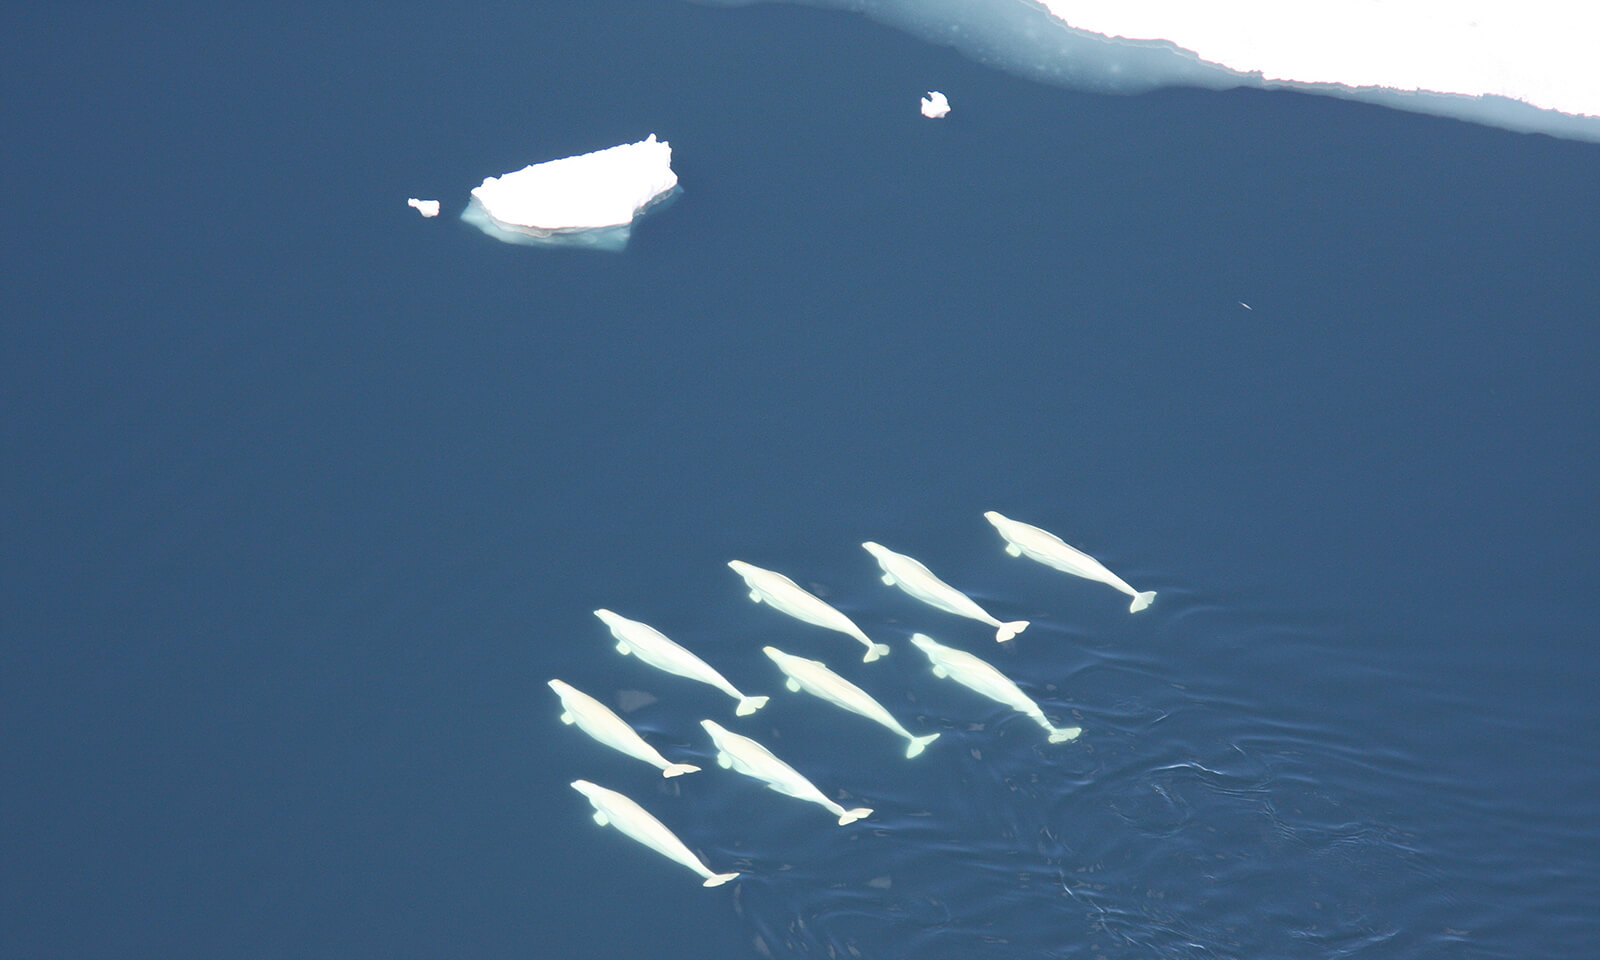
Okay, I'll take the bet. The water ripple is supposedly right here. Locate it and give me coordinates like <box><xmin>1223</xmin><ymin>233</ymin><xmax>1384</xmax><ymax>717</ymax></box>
<box><xmin>685</xmin><ymin>593</ymin><xmax>1508</xmax><ymax>958</ymax></box>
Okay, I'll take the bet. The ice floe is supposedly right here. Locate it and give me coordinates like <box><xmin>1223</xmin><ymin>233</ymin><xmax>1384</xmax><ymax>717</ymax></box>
<box><xmin>1039</xmin><ymin>1</ymin><xmax>1598</xmax><ymax>120</ymax></box>
<box><xmin>920</xmin><ymin>90</ymin><xmax>950</xmax><ymax>118</ymax></box>
<box><xmin>461</xmin><ymin>135</ymin><xmax>679</xmax><ymax>251</ymax></box>
<box><xmin>406</xmin><ymin>198</ymin><xmax>441</xmax><ymax>218</ymax></box>
<box><xmin>707</xmin><ymin>0</ymin><xmax>1600</xmax><ymax>141</ymax></box>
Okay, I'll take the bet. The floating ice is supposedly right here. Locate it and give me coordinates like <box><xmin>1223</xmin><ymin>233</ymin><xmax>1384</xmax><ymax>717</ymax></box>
<box><xmin>921</xmin><ymin>90</ymin><xmax>951</xmax><ymax>118</ymax></box>
<box><xmin>702</xmin><ymin>0</ymin><xmax>1600</xmax><ymax>141</ymax></box>
<box><xmin>1040</xmin><ymin>2</ymin><xmax>1598</xmax><ymax>118</ymax></box>
<box><xmin>461</xmin><ymin>135</ymin><xmax>679</xmax><ymax>251</ymax></box>
<box><xmin>1038</xmin><ymin>0</ymin><xmax>1600</xmax><ymax>136</ymax></box>
<box><xmin>406</xmin><ymin>198</ymin><xmax>441</xmax><ymax>218</ymax></box>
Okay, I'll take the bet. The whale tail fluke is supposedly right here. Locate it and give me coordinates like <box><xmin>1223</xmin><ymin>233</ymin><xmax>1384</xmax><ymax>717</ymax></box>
<box><xmin>906</xmin><ymin>732</ymin><xmax>941</xmax><ymax>758</ymax></box>
<box><xmin>702</xmin><ymin>871</ymin><xmax>740</xmax><ymax>888</ymax></box>
<box><xmin>1047</xmin><ymin>727</ymin><xmax>1082</xmax><ymax>744</ymax></box>
<box><xmin>838</xmin><ymin>807</ymin><xmax>873</xmax><ymax>825</ymax></box>
<box><xmin>996</xmin><ymin>620</ymin><xmax>1030</xmax><ymax>642</ymax></box>
<box><xmin>663</xmin><ymin>762</ymin><xmax>702</xmax><ymax>777</ymax></box>
<box><xmin>864</xmin><ymin>642</ymin><xmax>891</xmax><ymax>663</ymax></box>
<box><xmin>1130</xmin><ymin>591</ymin><xmax>1157</xmax><ymax>613</ymax></box>
<box><xmin>736</xmin><ymin>695</ymin><xmax>770</xmax><ymax>716</ymax></box>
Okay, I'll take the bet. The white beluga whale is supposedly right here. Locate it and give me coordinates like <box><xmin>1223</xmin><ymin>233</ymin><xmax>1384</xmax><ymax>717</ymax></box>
<box><xmin>729</xmin><ymin>560</ymin><xmax>891</xmax><ymax>662</ymax></box>
<box><xmin>862</xmin><ymin>540</ymin><xmax>1029</xmax><ymax>642</ymax></box>
<box><xmin>983</xmin><ymin>511</ymin><xmax>1157</xmax><ymax>612</ymax></box>
<box><xmin>908</xmin><ymin>634</ymin><xmax>1080</xmax><ymax>743</ymax></box>
<box><xmin>548</xmin><ymin>679</ymin><xmax>701</xmax><ymax>778</ymax></box>
<box><xmin>762</xmin><ymin>645</ymin><xmax>939</xmax><ymax>758</ymax></box>
<box><xmin>569</xmin><ymin>779</ymin><xmax>739</xmax><ymax>888</ymax></box>
<box><xmin>594</xmin><ymin>609</ymin><xmax>769</xmax><ymax>716</ymax></box>
<box><xmin>700</xmin><ymin>719</ymin><xmax>872</xmax><ymax>825</ymax></box>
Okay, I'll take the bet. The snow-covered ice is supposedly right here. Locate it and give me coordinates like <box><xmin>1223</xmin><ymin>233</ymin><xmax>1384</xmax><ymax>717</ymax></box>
<box><xmin>461</xmin><ymin>135</ymin><xmax>679</xmax><ymax>251</ymax></box>
<box><xmin>1039</xmin><ymin>1</ymin><xmax>1598</xmax><ymax>123</ymax></box>
<box><xmin>921</xmin><ymin>91</ymin><xmax>950</xmax><ymax>118</ymax></box>
<box><xmin>407</xmin><ymin>198</ymin><xmax>441</xmax><ymax>218</ymax></box>
<box><xmin>711</xmin><ymin>0</ymin><xmax>1600</xmax><ymax>141</ymax></box>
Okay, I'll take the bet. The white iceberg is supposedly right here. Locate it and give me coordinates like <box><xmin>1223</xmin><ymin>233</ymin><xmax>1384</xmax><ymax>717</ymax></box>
<box><xmin>704</xmin><ymin>0</ymin><xmax>1600</xmax><ymax>141</ymax></box>
<box><xmin>920</xmin><ymin>90</ymin><xmax>951</xmax><ymax>118</ymax></box>
<box><xmin>407</xmin><ymin>198</ymin><xmax>441</xmax><ymax>218</ymax></box>
<box><xmin>461</xmin><ymin>135</ymin><xmax>679</xmax><ymax>251</ymax></box>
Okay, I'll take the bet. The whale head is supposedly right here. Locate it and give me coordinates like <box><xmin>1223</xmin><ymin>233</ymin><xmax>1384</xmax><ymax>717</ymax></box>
<box><xmin>909</xmin><ymin>633</ymin><xmax>939</xmax><ymax>654</ymax></box>
<box><xmin>983</xmin><ymin>511</ymin><xmax>1009</xmax><ymax>528</ymax></box>
<box><xmin>700</xmin><ymin>718</ymin><xmax>728</xmax><ymax>738</ymax></box>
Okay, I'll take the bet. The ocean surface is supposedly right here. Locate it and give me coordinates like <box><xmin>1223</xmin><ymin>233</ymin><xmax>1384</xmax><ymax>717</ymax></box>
<box><xmin>4</xmin><ymin>2</ymin><xmax>1598</xmax><ymax>958</ymax></box>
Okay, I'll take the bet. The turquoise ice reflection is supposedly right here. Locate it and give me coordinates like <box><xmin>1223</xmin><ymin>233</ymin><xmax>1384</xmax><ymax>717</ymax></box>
<box><xmin>460</xmin><ymin>187</ymin><xmax>680</xmax><ymax>252</ymax></box>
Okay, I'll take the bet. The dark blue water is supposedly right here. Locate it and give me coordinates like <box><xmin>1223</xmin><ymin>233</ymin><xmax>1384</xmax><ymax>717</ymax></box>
<box><xmin>5</xmin><ymin>2</ymin><xmax>1598</xmax><ymax>958</ymax></box>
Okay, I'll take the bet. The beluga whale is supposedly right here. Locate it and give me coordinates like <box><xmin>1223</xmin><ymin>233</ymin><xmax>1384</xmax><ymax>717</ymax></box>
<box><xmin>700</xmin><ymin>719</ymin><xmax>872</xmax><ymax>825</ymax></box>
<box><xmin>594</xmin><ymin>609</ymin><xmax>769</xmax><ymax>716</ymax></box>
<box><xmin>569</xmin><ymin>779</ymin><xmax>739</xmax><ymax>887</ymax></box>
<box><xmin>862</xmin><ymin>540</ymin><xmax>1030</xmax><ymax>642</ymax></box>
<box><xmin>983</xmin><ymin>511</ymin><xmax>1157</xmax><ymax>612</ymax></box>
<box><xmin>548</xmin><ymin>679</ymin><xmax>701</xmax><ymax>777</ymax></box>
<box><xmin>762</xmin><ymin>645</ymin><xmax>940</xmax><ymax>758</ymax></box>
<box><xmin>908</xmin><ymin>634</ymin><xmax>1080</xmax><ymax>743</ymax></box>
<box><xmin>729</xmin><ymin>560</ymin><xmax>890</xmax><ymax>662</ymax></box>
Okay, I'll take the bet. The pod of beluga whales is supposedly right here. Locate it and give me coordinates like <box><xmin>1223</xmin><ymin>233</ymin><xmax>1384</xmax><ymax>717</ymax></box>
<box><xmin>554</xmin><ymin>511</ymin><xmax>1156</xmax><ymax>887</ymax></box>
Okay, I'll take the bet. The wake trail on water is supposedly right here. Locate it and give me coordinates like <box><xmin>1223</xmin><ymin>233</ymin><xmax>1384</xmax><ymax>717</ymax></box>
<box><xmin>709</xmin><ymin>608</ymin><xmax>1464</xmax><ymax>959</ymax></box>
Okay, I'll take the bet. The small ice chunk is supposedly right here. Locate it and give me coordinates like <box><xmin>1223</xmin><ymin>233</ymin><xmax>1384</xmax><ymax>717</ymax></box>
<box><xmin>462</xmin><ymin>135</ymin><xmax>679</xmax><ymax>251</ymax></box>
<box><xmin>920</xmin><ymin>91</ymin><xmax>951</xmax><ymax>118</ymax></box>
<box><xmin>407</xmin><ymin>198</ymin><xmax>441</xmax><ymax>218</ymax></box>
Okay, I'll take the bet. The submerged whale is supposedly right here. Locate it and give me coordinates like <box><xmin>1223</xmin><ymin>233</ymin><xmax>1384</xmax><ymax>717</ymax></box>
<box><xmin>908</xmin><ymin>634</ymin><xmax>1080</xmax><ymax>743</ymax></box>
<box><xmin>701</xmin><ymin>719</ymin><xmax>872</xmax><ymax>825</ymax></box>
<box><xmin>862</xmin><ymin>540</ymin><xmax>1029</xmax><ymax>642</ymax></box>
<box><xmin>594</xmin><ymin>609</ymin><xmax>769</xmax><ymax>716</ymax></box>
<box><xmin>548</xmin><ymin>679</ymin><xmax>702</xmax><ymax>777</ymax></box>
<box><xmin>729</xmin><ymin>560</ymin><xmax>891</xmax><ymax>662</ymax></box>
<box><xmin>983</xmin><ymin>511</ymin><xmax>1156</xmax><ymax>612</ymax></box>
<box><xmin>763</xmin><ymin>645</ymin><xmax>940</xmax><ymax>758</ymax></box>
<box><xmin>570</xmin><ymin>779</ymin><xmax>739</xmax><ymax>887</ymax></box>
